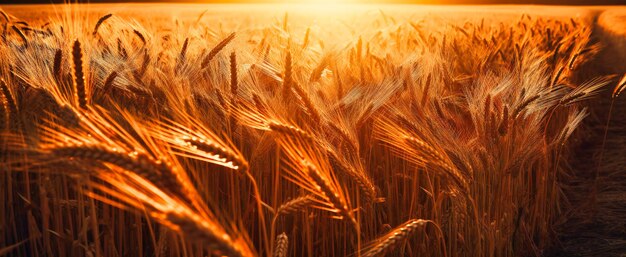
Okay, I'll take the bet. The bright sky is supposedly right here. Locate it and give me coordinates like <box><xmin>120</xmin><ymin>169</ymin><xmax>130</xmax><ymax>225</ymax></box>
<box><xmin>3</xmin><ymin>0</ymin><xmax>625</xmax><ymax>4</ymax></box>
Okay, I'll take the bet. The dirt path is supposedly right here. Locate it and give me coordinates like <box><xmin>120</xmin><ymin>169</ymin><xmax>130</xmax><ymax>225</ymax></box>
<box><xmin>556</xmin><ymin>9</ymin><xmax>626</xmax><ymax>257</ymax></box>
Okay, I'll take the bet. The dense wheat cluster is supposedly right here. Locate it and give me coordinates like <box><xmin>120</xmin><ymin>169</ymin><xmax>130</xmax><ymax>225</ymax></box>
<box><xmin>0</xmin><ymin>4</ymin><xmax>621</xmax><ymax>257</ymax></box>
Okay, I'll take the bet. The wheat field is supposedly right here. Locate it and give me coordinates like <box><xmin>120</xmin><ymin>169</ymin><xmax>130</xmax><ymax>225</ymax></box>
<box><xmin>1</xmin><ymin>3</ymin><xmax>625</xmax><ymax>257</ymax></box>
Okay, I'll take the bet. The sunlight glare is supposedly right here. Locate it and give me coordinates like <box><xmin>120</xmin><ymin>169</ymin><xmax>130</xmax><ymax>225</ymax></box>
<box><xmin>280</xmin><ymin>0</ymin><xmax>369</xmax><ymax>6</ymax></box>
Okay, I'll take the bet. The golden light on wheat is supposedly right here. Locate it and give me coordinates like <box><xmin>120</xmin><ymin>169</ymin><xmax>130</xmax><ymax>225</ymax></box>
<box><xmin>1</xmin><ymin>3</ymin><xmax>625</xmax><ymax>257</ymax></box>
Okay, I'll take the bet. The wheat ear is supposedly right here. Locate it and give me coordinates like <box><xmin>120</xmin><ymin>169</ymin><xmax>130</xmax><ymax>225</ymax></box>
<box><xmin>309</xmin><ymin>56</ymin><xmax>328</xmax><ymax>82</ymax></box>
<box><xmin>0</xmin><ymin>96</ymin><xmax>5</xmax><ymax>130</ymax></box>
<box><xmin>0</xmin><ymin>79</ymin><xmax>17</xmax><ymax>120</ymax></box>
<box><xmin>281</xmin><ymin>51</ymin><xmax>292</xmax><ymax>97</ymax></box>
<box><xmin>72</xmin><ymin>39</ymin><xmax>88</xmax><ymax>109</ymax></box>
<box><xmin>268</xmin><ymin>121</ymin><xmax>314</xmax><ymax>143</ymax></box>
<box><xmin>498</xmin><ymin>105</ymin><xmax>509</xmax><ymax>136</ymax></box>
<box><xmin>361</xmin><ymin>219</ymin><xmax>428</xmax><ymax>257</ymax></box>
<box><xmin>201</xmin><ymin>32</ymin><xmax>235</xmax><ymax>68</ymax></box>
<box><xmin>230</xmin><ymin>51</ymin><xmax>238</xmax><ymax>97</ymax></box>
<box><xmin>327</xmin><ymin>152</ymin><xmax>378</xmax><ymax>204</ymax></box>
<box><xmin>90</xmin><ymin>171</ymin><xmax>255</xmax><ymax>257</ymax></box>
<box><xmin>179</xmin><ymin>37</ymin><xmax>189</xmax><ymax>62</ymax></box>
<box><xmin>52</xmin><ymin>49</ymin><xmax>62</xmax><ymax>80</ymax></box>
<box><xmin>133</xmin><ymin>29</ymin><xmax>146</xmax><ymax>45</ymax></box>
<box><xmin>291</xmin><ymin>83</ymin><xmax>321</xmax><ymax>124</ymax></box>
<box><xmin>0</xmin><ymin>79</ymin><xmax>16</xmax><ymax>130</ymax></box>
<box><xmin>273</xmin><ymin>233</ymin><xmax>288</xmax><ymax>257</ymax></box>
<box><xmin>326</xmin><ymin>122</ymin><xmax>358</xmax><ymax>153</ymax></box>
<box><xmin>302</xmin><ymin>27</ymin><xmax>310</xmax><ymax>49</ymax></box>
<box><xmin>304</xmin><ymin>161</ymin><xmax>358</xmax><ymax>228</ymax></box>
<box><xmin>165</xmin><ymin>210</ymin><xmax>250</xmax><ymax>257</ymax></box>
<box><xmin>276</xmin><ymin>195</ymin><xmax>313</xmax><ymax>216</ymax></box>
<box><xmin>51</xmin><ymin>145</ymin><xmax>164</xmax><ymax>178</ymax></box>
<box><xmin>11</xmin><ymin>25</ymin><xmax>27</xmax><ymax>48</ymax></box>
<box><xmin>513</xmin><ymin>94</ymin><xmax>539</xmax><ymax>118</ymax></box>
<box><xmin>0</xmin><ymin>9</ymin><xmax>9</xmax><ymax>22</ymax></box>
<box><xmin>99</xmin><ymin>71</ymin><xmax>118</xmax><ymax>100</ymax></box>
<box><xmin>93</xmin><ymin>13</ymin><xmax>112</xmax><ymax>35</ymax></box>
<box><xmin>0</xmin><ymin>79</ymin><xmax>18</xmax><ymax>129</ymax></box>
<box><xmin>182</xmin><ymin>136</ymin><xmax>249</xmax><ymax>172</ymax></box>
<box><xmin>49</xmin><ymin>144</ymin><xmax>192</xmax><ymax>202</ymax></box>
